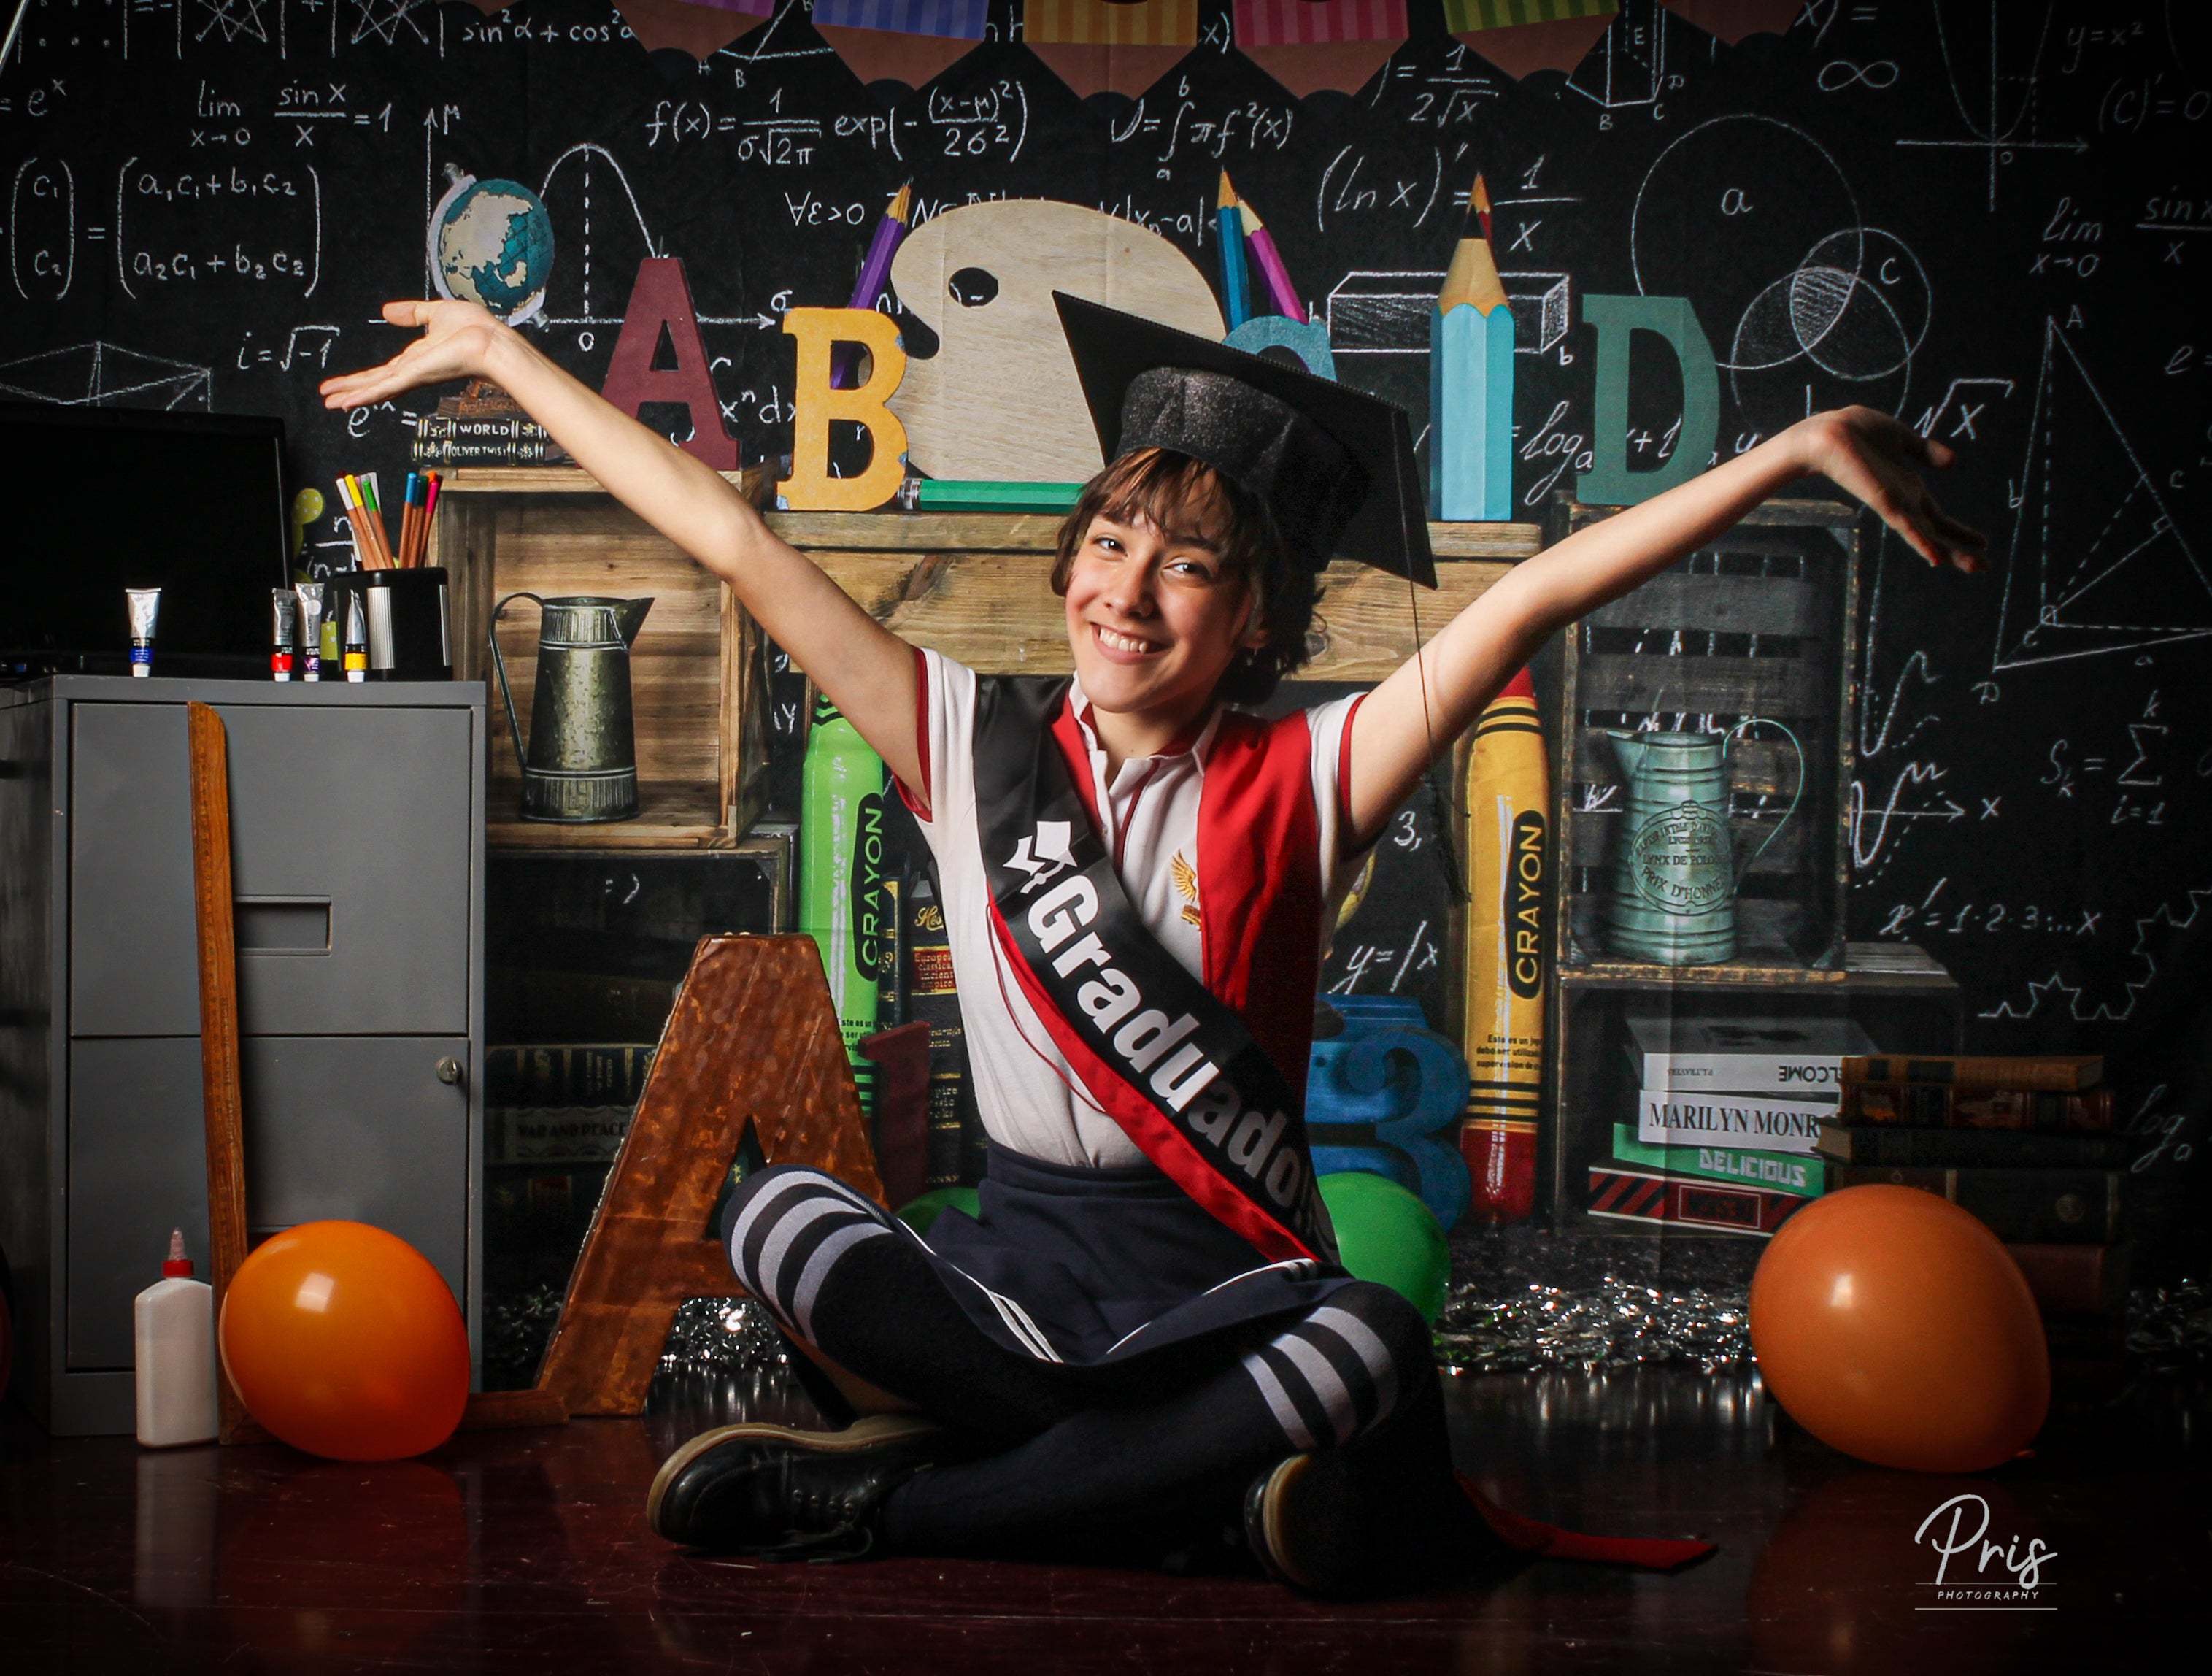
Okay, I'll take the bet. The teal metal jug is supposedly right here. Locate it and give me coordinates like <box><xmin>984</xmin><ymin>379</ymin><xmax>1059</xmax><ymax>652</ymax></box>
<box><xmin>1603</xmin><ymin>720</ymin><xmax>1803</xmax><ymax>965</ymax></box>
<box><xmin>488</xmin><ymin>593</ymin><xmax>653</xmax><ymax>823</ymax></box>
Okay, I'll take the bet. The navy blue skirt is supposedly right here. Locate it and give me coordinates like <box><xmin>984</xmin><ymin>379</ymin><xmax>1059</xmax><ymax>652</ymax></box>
<box><xmin>916</xmin><ymin>1145</ymin><xmax>1356</xmax><ymax>1367</ymax></box>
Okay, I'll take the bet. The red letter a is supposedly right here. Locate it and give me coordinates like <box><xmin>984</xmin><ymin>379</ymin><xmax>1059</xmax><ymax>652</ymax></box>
<box><xmin>600</xmin><ymin>257</ymin><xmax>738</xmax><ymax>469</ymax></box>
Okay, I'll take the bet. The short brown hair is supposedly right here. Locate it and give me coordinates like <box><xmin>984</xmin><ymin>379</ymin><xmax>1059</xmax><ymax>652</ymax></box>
<box><xmin>1049</xmin><ymin>447</ymin><xmax>1320</xmax><ymax>705</ymax></box>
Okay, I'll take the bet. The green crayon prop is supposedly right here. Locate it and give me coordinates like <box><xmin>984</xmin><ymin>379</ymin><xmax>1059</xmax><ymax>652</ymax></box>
<box><xmin>1430</xmin><ymin>173</ymin><xmax>1515</xmax><ymax>523</ymax></box>
<box><xmin>801</xmin><ymin>688</ymin><xmax>888</xmax><ymax>1119</ymax></box>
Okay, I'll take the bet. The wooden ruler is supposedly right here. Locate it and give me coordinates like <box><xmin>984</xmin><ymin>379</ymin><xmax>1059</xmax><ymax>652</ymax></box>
<box><xmin>185</xmin><ymin>702</ymin><xmax>259</xmax><ymax>1445</ymax></box>
<box><xmin>185</xmin><ymin>701</ymin><xmax>565</xmax><ymax>1440</ymax></box>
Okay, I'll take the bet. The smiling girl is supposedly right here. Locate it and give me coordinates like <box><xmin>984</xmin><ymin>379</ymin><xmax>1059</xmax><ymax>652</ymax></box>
<box><xmin>324</xmin><ymin>291</ymin><xmax>1979</xmax><ymax>1593</ymax></box>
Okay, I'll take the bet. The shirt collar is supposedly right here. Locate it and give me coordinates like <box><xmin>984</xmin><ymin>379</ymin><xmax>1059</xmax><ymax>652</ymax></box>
<box><xmin>1066</xmin><ymin>674</ymin><xmax>1222</xmax><ymax>766</ymax></box>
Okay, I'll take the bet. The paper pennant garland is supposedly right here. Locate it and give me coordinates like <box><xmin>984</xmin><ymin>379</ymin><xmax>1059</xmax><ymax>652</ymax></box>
<box><xmin>1441</xmin><ymin>0</ymin><xmax>1614</xmax><ymax>28</ymax></box>
<box><xmin>614</xmin><ymin>0</ymin><xmax>773</xmax><ymax>60</ymax></box>
<box><xmin>1657</xmin><ymin>0</ymin><xmax>1805</xmax><ymax>45</ymax></box>
<box><xmin>1234</xmin><ymin>0</ymin><xmax>1407</xmax><ymax>44</ymax></box>
<box><xmin>1441</xmin><ymin>0</ymin><xmax>1618</xmax><ymax>81</ymax></box>
<box><xmin>817</xmin><ymin>0</ymin><xmax>990</xmax><ymax>86</ymax></box>
<box><xmin>817</xmin><ymin>0</ymin><xmax>989</xmax><ymax>30</ymax></box>
<box><xmin>1027</xmin><ymin>0</ymin><xmax>1200</xmax><ymax>45</ymax></box>
<box><xmin>1026</xmin><ymin>0</ymin><xmax>1198</xmax><ymax>99</ymax></box>
<box><xmin>1233</xmin><ymin>0</ymin><xmax>1408</xmax><ymax>97</ymax></box>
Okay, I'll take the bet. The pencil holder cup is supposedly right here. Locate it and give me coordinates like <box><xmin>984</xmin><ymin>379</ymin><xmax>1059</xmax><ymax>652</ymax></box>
<box><xmin>331</xmin><ymin>569</ymin><xmax>452</xmax><ymax>681</ymax></box>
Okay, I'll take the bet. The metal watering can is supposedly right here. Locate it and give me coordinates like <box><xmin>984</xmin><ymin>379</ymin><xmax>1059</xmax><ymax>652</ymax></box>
<box><xmin>488</xmin><ymin>593</ymin><xmax>653</xmax><ymax>823</ymax></box>
<box><xmin>1603</xmin><ymin>720</ymin><xmax>1803</xmax><ymax>965</ymax></box>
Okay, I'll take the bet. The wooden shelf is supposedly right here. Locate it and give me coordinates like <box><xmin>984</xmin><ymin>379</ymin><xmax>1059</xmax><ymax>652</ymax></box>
<box><xmin>442</xmin><ymin>483</ymin><xmax>1538</xmax><ymax>693</ymax></box>
<box><xmin>1554</xmin><ymin>923</ymin><xmax>1958</xmax><ymax>992</ymax></box>
<box><xmin>439</xmin><ymin>472</ymin><xmax>1545</xmax><ymax>848</ymax></box>
<box><xmin>485</xmin><ymin>780</ymin><xmax>728</xmax><ymax>850</ymax></box>
<box><xmin>438</xmin><ymin>467</ymin><xmax>1544</xmax><ymax>561</ymax></box>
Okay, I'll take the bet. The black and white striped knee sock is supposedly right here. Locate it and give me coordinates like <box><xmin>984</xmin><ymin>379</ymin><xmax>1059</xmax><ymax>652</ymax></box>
<box><xmin>722</xmin><ymin>1167</ymin><xmax>897</xmax><ymax>1344</ymax></box>
<box><xmin>1238</xmin><ymin>1299</ymin><xmax>1408</xmax><ymax>1450</ymax></box>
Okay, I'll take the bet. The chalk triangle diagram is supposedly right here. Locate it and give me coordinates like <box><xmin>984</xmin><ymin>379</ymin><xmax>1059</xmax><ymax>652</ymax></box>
<box><xmin>1993</xmin><ymin>320</ymin><xmax>2212</xmax><ymax>670</ymax></box>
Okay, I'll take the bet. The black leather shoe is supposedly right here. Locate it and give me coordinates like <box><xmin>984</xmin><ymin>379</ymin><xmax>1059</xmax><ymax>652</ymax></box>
<box><xmin>1244</xmin><ymin>1453</ymin><xmax>1346</xmax><ymax>1592</ymax></box>
<box><xmin>647</xmin><ymin>1413</ymin><xmax>946</xmax><ymax>1559</ymax></box>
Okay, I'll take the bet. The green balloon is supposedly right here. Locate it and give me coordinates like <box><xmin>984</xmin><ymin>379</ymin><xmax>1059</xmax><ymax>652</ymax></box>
<box><xmin>1317</xmin><ymin>1170</ymin><xmax>1452</xmax><ymax>1326</ymax></box>
<box><xmin>897</xmin><ymin>1185</ymin><xmax>982</xmax><ymax>1239</ymax></box>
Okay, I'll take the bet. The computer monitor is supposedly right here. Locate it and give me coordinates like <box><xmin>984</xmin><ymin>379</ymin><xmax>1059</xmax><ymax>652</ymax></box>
<box><xmin>0</xmin><ymin>402</ymin><xmax>290</xmax><ymax>679</ymax></box>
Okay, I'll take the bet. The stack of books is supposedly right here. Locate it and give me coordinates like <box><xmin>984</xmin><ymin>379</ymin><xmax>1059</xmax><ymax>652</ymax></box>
<box><xmin>412</xmin><ymin>382</ymin><xmax>571</xmax><ymax>467</ymax></box>
<box><xmin>1587</xmin><ymin>1015</ymin><xmax>1874</xmax><ymax>1237</ymax></box>
<box><xmin>1818</xmin><ymin>1053</ymin><xmax>2132</xmax><ymax>1392</ymax></box>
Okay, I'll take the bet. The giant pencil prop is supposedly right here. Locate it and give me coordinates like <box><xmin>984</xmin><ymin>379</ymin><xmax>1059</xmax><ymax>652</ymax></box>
<box><xmin>1430</xmin><ymin>174</ymin><xmax>1514</xmax><ymax>521</ymax></box>
<box><xmin>1459</xmin><ymin>669</ymin><xmax>1547</xmax><ymax>1226</ymax></box>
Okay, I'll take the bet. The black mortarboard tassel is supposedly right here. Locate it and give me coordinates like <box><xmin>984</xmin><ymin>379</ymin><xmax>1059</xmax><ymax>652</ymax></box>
<box><xmin>1054</xmin><ymin>293</ymin><xmax>1436</xmax><ymax>588</ymax></box>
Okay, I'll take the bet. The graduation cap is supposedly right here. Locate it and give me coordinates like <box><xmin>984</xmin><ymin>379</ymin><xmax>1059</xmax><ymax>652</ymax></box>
<box><xmin>1054</xmin><ymin>293</ymin><xmax>1436</xmax><ymax>588</ymax></box>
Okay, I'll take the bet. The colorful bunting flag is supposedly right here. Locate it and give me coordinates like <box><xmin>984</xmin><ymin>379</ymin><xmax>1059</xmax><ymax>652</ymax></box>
<box><xmin>1233</xmin><ymin>0</ymin><xmax>1408</xmax><ymax>96</ymax></box>
<box><xmin>1026</xmin><ymin>0</ymin><xmax>1198</xmax><ymax>99</ymax></box>
<box><xmin>816</xmin><ymin>0</ymin><xmax>990</xmax><ymax>85</ymax></box>
<box><xmin>1441</xmin><ymin>0</ymin><xmax>1618</xmax><ymax>81</ymax></box>
<box><xmin>614</xmin><ymin>0</ymin><xmax>773</xmax><ymax>59</ymax></box>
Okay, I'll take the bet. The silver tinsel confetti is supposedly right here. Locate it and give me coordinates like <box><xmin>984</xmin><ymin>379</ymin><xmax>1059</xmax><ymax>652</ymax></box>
<box><xmin>658</xmin><ymin>1296</ymin><xmax>790</xmax><ymax>1372</ymax></box>
<box><xmin>1433</xmin><ymin>1275</ymin><xmax>1753</xmax><ymax>1375</ymax></box>
<box><xmin>2127</xmin><ymin>1279</ymin><xmax>2211</xmax><ymax>1369</ymax></box>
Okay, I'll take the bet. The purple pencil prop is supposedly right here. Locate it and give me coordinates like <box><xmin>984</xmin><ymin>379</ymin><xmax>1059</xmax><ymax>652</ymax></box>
<box><xmin>1237</xmin><ymin>195</ymin><xmax>1306</xmax><ymax>323</ymax></box>
<box><xmin>832</xmin><ymin>183</ymin><xmax>913</xmax><ymax>390</ymax></box>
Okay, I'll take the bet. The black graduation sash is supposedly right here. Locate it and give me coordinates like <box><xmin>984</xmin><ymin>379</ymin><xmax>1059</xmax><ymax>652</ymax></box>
<box><xmin>973</xmin><ymin>676</ymin><xmax>1338</xmax><ymax>1265</ymax></box>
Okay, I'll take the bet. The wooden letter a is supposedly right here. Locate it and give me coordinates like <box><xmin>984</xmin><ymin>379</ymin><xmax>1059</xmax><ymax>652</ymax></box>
<box><xmin>601</xmin><ymin>256</ymin><xmax>739</xmax><ymax>469</ymax></box>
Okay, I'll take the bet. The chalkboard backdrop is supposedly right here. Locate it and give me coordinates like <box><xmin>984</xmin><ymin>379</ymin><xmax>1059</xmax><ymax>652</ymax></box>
<box><xmin>4</xmin><ymin>0</ymin><xmax>2206</xmax><ymax>1266</ymax></box>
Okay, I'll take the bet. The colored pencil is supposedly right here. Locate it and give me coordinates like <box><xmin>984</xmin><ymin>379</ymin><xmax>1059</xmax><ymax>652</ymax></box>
<box><xmin>397</xmin><ymin>471</ymin><xmax>419</xmax><ymax>570</ymax></box>
<box><xmin>336</xmin><ymin>477</ymin><xmax>374</xmax><ymax>569</ymax></box>
<box><xmin>1217</xmin><ymin>172</ymin><xmax>1251</xmax><ymax>331</ymax></box>
<box><xmin>833</xmin><ymin>182</ymin><xmax>913</xmax><ymax>390</ymax></box>
<box><xmin>342</xmin><ymin>473</ymin><xmax>394</xmax><ymax>569</ymax></box>
<box><xmin>1237</xmin><ymin>193</ymin><xmax>1306</xmax><ymax>323</ymax></box>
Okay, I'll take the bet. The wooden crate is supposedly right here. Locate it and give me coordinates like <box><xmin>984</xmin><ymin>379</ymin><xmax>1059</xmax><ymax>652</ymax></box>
<box><xmin>436</xmin><ymin>467</ymin><xmax>1541</xmax><ymax>849</ymax></box>
<box><xmin>436</xmin><ymin>470</ymin><xmax>776</xmax><ymax>849</ymax></box>
<box><xmin>1546</xmin><ymin>945</ymin><xmax>1963</xmax><ymax>1237</ymax></box>
<box><xmin>767</xmin><ymin>508</ymin><xmax>1538</xmax><ymax>680</ymax></box>
<box><xmin>1542</xmin><ymin>496</ymin><xmax>1865</xmax><ymax>978</ymax></box>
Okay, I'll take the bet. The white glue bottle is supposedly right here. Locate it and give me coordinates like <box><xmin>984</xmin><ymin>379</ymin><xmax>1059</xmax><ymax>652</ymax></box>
<box><xmin>134</xmin><ymin>1230</ymin><xmax>217</xmax><ymax>1448</ymax></box>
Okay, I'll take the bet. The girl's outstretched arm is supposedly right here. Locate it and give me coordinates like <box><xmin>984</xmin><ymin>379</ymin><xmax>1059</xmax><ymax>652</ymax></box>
<box><xmin>320</xmin><ymin>301</ymin><xmax>922</xmax><ymax>795</ymax></box>
<box><xmin>1343</xmin><ymin>407</ymin><xmax>1986</xmax><ymax>847</ymax></box>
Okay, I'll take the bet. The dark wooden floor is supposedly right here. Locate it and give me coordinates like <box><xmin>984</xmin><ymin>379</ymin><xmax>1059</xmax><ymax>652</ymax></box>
<box><xmin>4</xmin><ymin>1363</ymin><xmax>2204</xmax><ymax>1674</ymax></box>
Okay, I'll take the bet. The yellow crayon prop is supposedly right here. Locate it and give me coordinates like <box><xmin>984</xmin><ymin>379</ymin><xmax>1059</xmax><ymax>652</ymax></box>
<box><xmin>1460</xmin><ymin>666</ymin><xmax>1547</xmax><ymax>1226</ymax></box>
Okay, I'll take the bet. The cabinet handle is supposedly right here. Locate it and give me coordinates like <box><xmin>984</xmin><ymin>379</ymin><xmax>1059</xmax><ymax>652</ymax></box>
<box><xmin>436</xmin><ymin>1056</ymin><xmax>465</xmax><ymax>1087</ymax></box>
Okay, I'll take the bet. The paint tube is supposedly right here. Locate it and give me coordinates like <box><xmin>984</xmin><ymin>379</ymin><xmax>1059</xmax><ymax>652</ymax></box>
<box><xmin>270</xmin><ymin>589</ymin><xmax>297</xmax><ymax>681</ymax></box>
<box><xmin>126</xmin><ymin>588</ymin><xmax>161</xmax><ymax>677</ymax></box>
<box><xmin>294</xmin><ymin>583</ymin><xmax>325</xmax><ymax>682</ymax></box>
<box><xmin>342</xmin><ymin>588</ymin><xmax>368</xmax><ymax>682</ymax></box>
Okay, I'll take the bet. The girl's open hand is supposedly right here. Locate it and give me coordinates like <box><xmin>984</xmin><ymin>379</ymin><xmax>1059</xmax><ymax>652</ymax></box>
<box><xmin>319</xmin><ymin>300</ymin><xmax>508</xmax><ymax>410</ymax></box>
<box><xmin>1796</xmin><ymin>406</ymin><xmax>1987</xmax><ymax>572</ymax></box>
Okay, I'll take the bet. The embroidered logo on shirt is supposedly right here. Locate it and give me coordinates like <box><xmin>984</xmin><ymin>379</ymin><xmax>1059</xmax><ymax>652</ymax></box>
<box><xmin>1171</xmin><ymin>850</ymin><xmax>1202</xmax><ymax>927</ymax></box>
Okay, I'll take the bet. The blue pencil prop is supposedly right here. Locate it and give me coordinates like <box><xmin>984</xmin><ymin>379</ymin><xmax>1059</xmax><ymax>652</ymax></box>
<box><xmin>1217</xmin><ymin>171</ymin><xmax>1251</xmax><ymax>331</ymax></box>
<box><xmin>1430</xmin><ymin>173</ymin><xmax>1514</xmax><ymax>522</ymax></box>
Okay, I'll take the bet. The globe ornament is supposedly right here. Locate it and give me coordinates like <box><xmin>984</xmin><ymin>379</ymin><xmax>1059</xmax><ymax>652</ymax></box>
<box><xmin>428</xmin><ymin>166</ymin><xmax>554</xmax><ymax>325</ymax></box>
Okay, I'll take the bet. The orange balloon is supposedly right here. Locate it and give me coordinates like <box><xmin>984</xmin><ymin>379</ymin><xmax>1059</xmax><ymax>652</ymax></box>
<box><xmin>1749</xmin><ymin>1185</ymin><xmax>2048</xmax><ymax>1472</ymax></box>
<box><xmin>218</xmin><ymin>1220</ymin><xmax>469</xmax><ymax>1462</ymax></box>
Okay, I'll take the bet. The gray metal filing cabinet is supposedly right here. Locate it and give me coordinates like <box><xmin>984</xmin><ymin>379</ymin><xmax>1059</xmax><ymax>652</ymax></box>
<box><xmin>0</xmin><ymin>676</ymin><xmax>487</xmax><ymax>1434</ymax></box>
